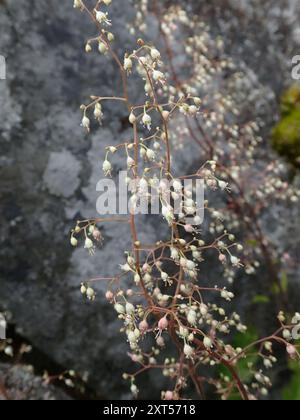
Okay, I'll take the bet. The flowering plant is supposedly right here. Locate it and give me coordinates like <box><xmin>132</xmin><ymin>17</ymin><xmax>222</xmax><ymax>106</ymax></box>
<box><xmin>71</xmin><ymin>0</ymin><xmax>300</xmax><ymax>400</ymax></box>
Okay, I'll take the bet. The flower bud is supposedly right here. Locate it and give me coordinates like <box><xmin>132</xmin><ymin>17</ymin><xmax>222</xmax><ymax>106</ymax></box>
<box><xmin>105</xmin><ymin>290</ymin><xmax>114</xmax><ymax>301</ymax></box>
<box><xmin>193</xmin><ymin>97</ymin><xmax>201</xmax><ymax>106</ymax></box>
<box><xmin>156</xmin><ymin>336</ymin><xmax>165</xmax><ymax>347</ymax></box>
<box><xmin>146</xmin><ymin>148</ymin><xmax>155</xmax><ymax>161</ymax></box>
<box><xmin>158</xmin><ymin>316</ymin><xmax>168</xmax><ymax>331</ymax></box>
<box><xmin>73</xmin><ymin>0</ymin><xmax>83</xmax><ymax>9</ymax></box>
<box><xmin>151</xmin><ymin>48</ymin><xmax>161</xmax><ymax>60</ymax></box>
<box><xmin>134</xmin><ymin>273</ymin><xmax>141</xmax><ymax>285</ymax></box>
<box><xmin>131</xmin><ymin>384</ymin><xmax>138</xmax><ymax>395</ymax></box>
<box><xmin>287</xmin><ymin>344</ymin><xmax>297</xmax><ymax>359</ymax></box>
<box><xmin>124</xmin><ymin>57</ymin><xmax>133</xmax><ymax>72</ymax></box>
<box><xmin>94</xmin><ymin>103</ymin><xmax>103</xmax><ymax>119</ymax></box>
<box><xmin>204</xmin><ymin>336</ymin><xmax>213</xmax><ymax>350</ymax></box>
<box><xmin>184</xmin><ymin>344</ymin><xmax>194</xmax><ymax>358</ymax></box>
<box><xmin>161</xmin><ymin>272</ymin><xmax>169</xmax><ymax>282</ymax></box>
<box><xmin>219</xmin><ymin>180</ymin><xmax>228</xmax><ymax>190</ymax></box>
<box><xmin>170</xmin><ymin>248</ymin><xmax>179</xmax><ymax>260</ymax></box>
<box><xmin>129</xmin><ymin>111</ymin><xmax>136</xmax><ymax>124</ymax></box>
<box><xmin>98</xmin><ymin>42</ymin><xmax>108</xmax><ymax>54</ymax></box>
<box><xmin>114</xmin><ymin>303</ymin><xmax>125</xmax><ymax>314</ymax></box>
<box><xmin>84</xmin><ymin>238</ymin><xmax>94</xmax><ymax>249</ymax></box>
<box><xmin>127</xmin><ymin>156</ymin><xmax>135</xmax><ymax>168</ymax></box>
<box><xmin>103</xmin><ymin>159</ymin><xmax>112</xmax><ymax>176</ymax></box>
<box><xmin>139</xmin><ymin>320</ymin><xmax>149</xmax><ymax>333</ymax></box>
<box><xmin>153</xmin><ymin>70</ymin><xmax>164</xmax><ymax>82</ymax></box>
<box><xmin>85</xmin><ymin>43</ymin><xmax>92</xmax><ymax>53</ymax></box>
<box><xmin>187</xmin><ymin>310</ymin><xmax>197</xmax><ymax>325</ymax></box>
<box><xmin>219</xmin><ymin>254</ymin><xmax>226</xmax><ymax>263</ymax></box>
<box><xmin>142</xmin><ymin>113</ymin><xmax>152</xmax><ymax>130</ymax></box>
<box><xmin>283</xmin><ymin>329</ymin><xmax>291</xmax><ymax>340</ymax></box>
<box><xmin>164</xmin><ymin>391</ymin><xmax>174</xmax><ymax>400</ymax></box>
<box><xmin>70</xmin><ymin>237</ymin><xmax>78</xmax><ymax>247</ymax></box>
<box><xmin>200</xmin><ymin>304</ymin><xmax>208</xmax><ymax>316</ymax></box>
<box><xmin>230</xmin><ymin>256</ymin><xmax>240</xmax><ymax>266</ymax></box>
<box><xmin>86</xmin><ymin>287</ymin><xmax>95</xmax><ymax>300</ymax></box>
<box><xmin>81</xmin><ymin>116</ymin><xmax>90</xmax><ymax>131</ymax></box>
<box><xmin>126</xmin><ymin>302</ymin><xmax>135</xmax><ymax>315</ymax></box>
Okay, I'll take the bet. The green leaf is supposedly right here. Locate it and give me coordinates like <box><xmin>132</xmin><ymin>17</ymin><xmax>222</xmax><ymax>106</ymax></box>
<box><xmin>252</xmin><ymin>295</ymin><xmax>270</xmax><ymax>305</ymax></box>
<box><xmin>231</xmin><ymin>328</ymin><xmax>260</xmax><ymax>383</ymax></box>
<box><xmin>271</xmin><ymin>282</ymin><xmax>281</xmax><ymax>295</ymax></box>
<box><xmin>218</xmin><ymin>328</ymin><xmax>260</xmax><ymax>391</ymax></box>
<box><xmin>281</xmin><ymin>271</ymin><xmax>289</xmax><ymax>293</ymax></box>
<box><xmin>282</xmin><ymin>362</ymin><xmax>300</xmax><ymax>400</ymax></box>
<box><xmin>271</xmin><ymin>272</ymin><xmax>289</xmax><ymax>296</ymax></box>
<box><xmin>246</xmin><ymin>239</ymin><xmax>259</xmax><ymax>248</ymax></box>
<box><xmin>232</xmin><ymin>327</ymin><xmax>259</xmax><ymax>352</ymax></box>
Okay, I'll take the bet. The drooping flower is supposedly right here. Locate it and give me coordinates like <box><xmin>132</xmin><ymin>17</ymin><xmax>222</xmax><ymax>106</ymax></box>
<box><xmin>95</xmin><ymin>10</ymin><xmax>111</xmax><ymax>26</ymax></box>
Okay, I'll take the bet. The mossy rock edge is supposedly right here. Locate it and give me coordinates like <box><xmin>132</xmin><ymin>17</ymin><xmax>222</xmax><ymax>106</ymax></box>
<box><xmin>272</xmin><ymin>85</ymin><xmax>300</xmax><ymax>168</ymax></box>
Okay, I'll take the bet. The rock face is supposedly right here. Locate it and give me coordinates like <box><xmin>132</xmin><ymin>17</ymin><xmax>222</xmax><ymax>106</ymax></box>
<box><xmin>0</xmin><ymin>363</ymin><xmax>71</xmax><ymax>400</ymax></box>
<box><xmin>0</xmin><ymin>0</ymin><xmax>299</xmax><ymax>400</ymax></box>
<box><xmin>0</xmin><ymin>0</ymin><xmax>166</xmax><ymax>399</ymax></box>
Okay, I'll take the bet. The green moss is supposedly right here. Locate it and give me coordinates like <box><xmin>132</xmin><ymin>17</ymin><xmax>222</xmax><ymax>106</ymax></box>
<box><xmin>280</xmin><ymin>85</ymin><xmax>300</xmax><ymax>116</ymax></box>
<box><xmin>272</xmin><ymin>110</ymin><xmax>300</xmax><ymax>167</ymax></box>
<box><xmin>272</xmin><ymin>85</ymin><xmax>300</xmax><ymax>168</ymax></box>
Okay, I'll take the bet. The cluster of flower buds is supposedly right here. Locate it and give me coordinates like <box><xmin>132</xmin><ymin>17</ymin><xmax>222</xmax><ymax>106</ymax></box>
<box><xmin>70</xmin><ymin>222</ymin><xmax>103</xmax><ymax>256</ymax></box>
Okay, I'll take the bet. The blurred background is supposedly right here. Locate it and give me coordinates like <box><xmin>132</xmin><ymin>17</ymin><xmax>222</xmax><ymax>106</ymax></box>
<box><xmin>0</xmin><ymin>0</ymin><xmax>299</xmax><ymax>400</ymax></box>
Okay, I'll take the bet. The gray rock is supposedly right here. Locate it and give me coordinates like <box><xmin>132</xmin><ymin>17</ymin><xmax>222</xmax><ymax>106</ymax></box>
<box><xmin>43</xmin><ymin>150</ymin><xmax>82</xmax><ymax>199</ymax></box>
<box><xmin>0</xmin><ymin>363</ymin><xmax>72</xmax><ymax>400</ymax></box>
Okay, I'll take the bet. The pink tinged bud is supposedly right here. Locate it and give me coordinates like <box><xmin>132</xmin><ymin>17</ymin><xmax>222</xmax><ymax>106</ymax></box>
<box><xmin>142</xmin><ymin>263</ymin><xmax>150</xmax><ymax>273</ymax></box>
<box><xmin>287</xmin><ymin>344</ymin><xmax>298</xmax><ymax>359</ymax></box>
<box><xmin>105</xmin><ymin>290</ymin><xmax>114</xmax><ymax>301</ymax></box>
<box><xmin>156</xmin><ymin>336</ymin><xmax>165</xmax><ymax>347</ymax></box>
<box><xmin>130</xmin><ymin>353</ymin><xmax>140</xmax><ymax>363</ymax></box>
<box><xmin>164</xmin><ymin>391</ymin><xmax>174</xmax><ymax>400</ymax></box>
<box><xmin>219</xmin><ymin>254</ymin><xmax>226</xmax><ymax>263</ymax></box>
<box><xmin>184</xmin><ymin>224</ymin><xmax>194</xmax><ymax>233</ymax></box>
<box><xmin>139</xmin><ymin>320</ymin><xmax>149</xmax><ymax>333</ymax></box>
<box><xmin>158</xmin><ymin>316</ymin><xmax>168</xmax><ymax>331</ymax></box>
<box><xmin>92</xmin><ymin>229</ymin><xmax>102</xmax><ymax>241</ymax></box>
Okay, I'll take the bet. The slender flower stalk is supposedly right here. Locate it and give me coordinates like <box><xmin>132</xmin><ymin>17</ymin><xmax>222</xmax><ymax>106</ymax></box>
<box><xmin>70</xmin><ymin>0</ymin><xmax>300</xmax><ymax>401</ymax></box>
